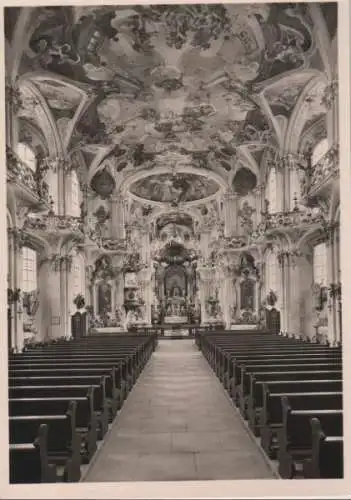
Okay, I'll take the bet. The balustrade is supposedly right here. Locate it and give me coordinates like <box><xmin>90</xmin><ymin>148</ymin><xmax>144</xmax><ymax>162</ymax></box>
<box><xmin>6</xmin><ymin>147</ymin><xmax>49</xmax><ymax>204</ymax></box>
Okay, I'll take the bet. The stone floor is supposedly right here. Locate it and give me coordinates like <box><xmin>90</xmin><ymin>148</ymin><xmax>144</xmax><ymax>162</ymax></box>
<box><xmin>83</xmin><ymin>339</ymin><xmax>275</xmax><ymax>482</ymax></box>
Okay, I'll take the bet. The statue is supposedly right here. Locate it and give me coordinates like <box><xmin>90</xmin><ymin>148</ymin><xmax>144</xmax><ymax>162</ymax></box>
<box><xmin>171</xmin><ymin>285</ymin><xmax>183</xmax><ymax>298</ymax></box>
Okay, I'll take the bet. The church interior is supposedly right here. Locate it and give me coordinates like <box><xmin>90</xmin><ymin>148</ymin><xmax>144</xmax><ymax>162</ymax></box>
<box><xmin>5</xmin><ymin>3</ymin><xmax>343</xmax><ymax>487</ymax></box>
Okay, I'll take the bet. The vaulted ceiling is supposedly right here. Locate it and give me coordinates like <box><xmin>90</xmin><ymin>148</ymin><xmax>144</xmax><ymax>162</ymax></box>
<box><xmin>6</xmin><ymin>4</ymin><xmax>337</xmax><ymax>206</ymax></box>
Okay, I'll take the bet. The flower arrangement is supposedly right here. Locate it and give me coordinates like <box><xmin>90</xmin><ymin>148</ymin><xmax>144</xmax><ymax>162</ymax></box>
<box><xmin>266</xmin><ymin>290</ymin><xmax>278</xmax><ymax>306</ymax></box>
<box><xmin>73</xmin><ymin>293</ymin><xmax>85</xmax><ymax>310</ymax></box>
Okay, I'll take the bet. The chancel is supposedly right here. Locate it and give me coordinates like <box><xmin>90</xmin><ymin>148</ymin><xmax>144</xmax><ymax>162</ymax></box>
<box><xmin>5</xmin><ymin>2</ymin><xmax>344</xmax><ymax>487</ymax></box>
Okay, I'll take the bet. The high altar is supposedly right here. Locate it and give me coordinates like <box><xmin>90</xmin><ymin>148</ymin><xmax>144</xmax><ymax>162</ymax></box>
<box><xmin>85</xmin><ymin>187</ymin><xmax>265</xmax><ymax>334</ymax></box>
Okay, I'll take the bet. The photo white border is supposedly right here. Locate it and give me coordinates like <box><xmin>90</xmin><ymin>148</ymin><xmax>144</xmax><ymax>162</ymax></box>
<box><xmin>0</xmin><ymin>0</ymin><xmax>350</xmax><ymax>497</ymax></box>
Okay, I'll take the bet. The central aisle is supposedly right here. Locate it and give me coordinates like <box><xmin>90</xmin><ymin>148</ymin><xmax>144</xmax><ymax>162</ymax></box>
<box><xmin>84</xmin><ymin>339</ymin><xmax>275</xmax><ymax>482</ymax></box>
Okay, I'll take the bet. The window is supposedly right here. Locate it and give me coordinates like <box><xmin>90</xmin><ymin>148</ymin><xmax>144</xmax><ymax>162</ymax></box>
<box><xmin>312</xmin><ymin>139</ymin><xmax>329</xmax><ymax>166</ymax></box>
<box><xmin>265</xmin><ymin>251</ymin><xmax>281</xmax><ymax>307</ymax></box>
<box><xmin>71</xmin><ymin>254</ymin><xmax>85</xmax><ymax>311</ymax></box>
<box><xmin>22</xmin><ymin>247</ymin><xmax>37</xmax><ymax>292</ymax></box>
<box><xmin>313</xmin><ymin>242</ymin><xmax>327</xmax><ymax>285</ymax></box>
<box><xmin>289</xmin><ymin>168</ymin><xmax>301</xmax><ymax>209</ymax></box>
<box><xmin>265</xmin><ymin>168</ymin><xmax>277</xmax><ymax>213</ymax></box>
<box><xmin>71</xmin><ymin>171</ymin><xmax>80</xmax><ymax>217</ymax></box>
<box><xmin>16</xmin><ymin>143</ymin><xmax>36</xmax><ymax>172</ymax></box>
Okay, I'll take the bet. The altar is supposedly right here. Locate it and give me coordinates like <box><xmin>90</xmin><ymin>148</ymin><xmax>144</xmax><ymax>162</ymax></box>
<box><xmin>164</xmin><ymin>315</ymin><xmax>188</xmax><ymax>324</ymax></box>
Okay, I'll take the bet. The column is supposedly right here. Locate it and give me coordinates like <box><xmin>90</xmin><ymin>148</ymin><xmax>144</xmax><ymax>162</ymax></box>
<box><xmin>45</xmin><ymin>256</ymin><xmax>63</xmax><ymax>339</ymax></box>
<box><xmin>57</xmin><ymin>158</ymin><xmax>66</xmax><ymax>215</ymax></box>
<box><xmin>253</xmin><ymin>184</ymin><xmax>265</xmax><ymax>226</ymax></box>
<box><xmin>326</xmin><ymin>229</ymin><xmax>338</xmax><ymax>345</ymax></box>
<box><xmin>111</xmin><ymin>194</ymin><xmax>125</xmax><ymax>239</ymax></box>
<box><xmin>278</xmin><ymin>255</ymin><xmax>288</xmax><ymax>334</ymax></box>
<box><xmin>62</xmin><ymin>257</ymin><xmax>70</xmax><ymax>338</ymax></box>
<box><xmin>115</xmin><ymin>272</ymin><xmax>124</xmax><ymax>308</ymax></box>
<box><xmin>286</xmin><ymin>253</ymin><xmax>302</xmax><ymax>336</ymax></box>
<box><xmin>220</xmin><ymin>269</ymin><xmax>232</xmax><ymax>329</ymax></box>
<box><xmin>139</xmin><ymin>227</ymin><xmax>150</xmax><ymax>263</ymax></box>
<box><xmin>5</xmin><ymin>80</ymin><xmax>19</xmax><ymax>151</ymax></box>
<box><xmin>223</xmin><ymin>191</ymin><xmax>239</xmax><ymax>237</ymax></box>
<box><xmin>200</xmin><ymin>228</ymin><xmax>211</xmax><ymax>262</ymax></box>
<box><xmin>334</xmin><ymin>226</ymin><xmax>342</xmax><ymax>344</ymax></box>
<box><xmin>13</xmin><ymin>233</ymin><xmax>24</xmax><ymax>352</ymax></box>
<box><xmin>325</xmin><ymin>80</ymin><xmax>338</xmax><ymax>147</ymax></box>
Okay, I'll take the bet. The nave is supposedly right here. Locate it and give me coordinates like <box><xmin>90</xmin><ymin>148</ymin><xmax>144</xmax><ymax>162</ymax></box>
<box><xmin>8</xmin><ymin>329</ymin><xmax>343</xmax><ymax>484</ymax></box>
<box><xmin>84</xmin><ymin>339</ymin><xmax>274</xmax><ymax>482</ymax></box>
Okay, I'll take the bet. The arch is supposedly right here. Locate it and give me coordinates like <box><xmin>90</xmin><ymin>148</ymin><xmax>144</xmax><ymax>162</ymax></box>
<box><xmin>285</xmin><ymin>73</ymin><xmax>328</xmax><ymax>153</ymax></box>
<box><xmin>296</xmin><ymin>227</ymin><xmax>325</xmax><ymax>250</ymax></box>
<box><xmin>16</xmin><ymin>142</ymin><xmax>36</xmax><ymax>171</ymax></box>
<box><xmin>18</xmin><ymin>118</ymin><xmax>49</xmax><ymax>157</ymax></box>
<box><xmin>311</xmin><ymin>138</ymin><xmax>329</xmax><ymax>166</ymax></box>
<box><xmin>8</xmin><ymin>7</ymin><xmax>34</xmax><ymax>82</ymax></box>
<box><xmin>17</xmin><ymin>78</ymin><xmax>62</xmax><ymax>156</ymax></box>
<box><xmin>230</xmin><ymin>149</ymin><xmax>260</xmax><ymax>181</ymax></box>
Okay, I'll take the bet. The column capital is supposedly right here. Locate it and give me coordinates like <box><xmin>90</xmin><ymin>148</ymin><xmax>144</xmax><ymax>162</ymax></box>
<box><xmin>223</xmin><ymin>190</ymin><xmax>239</xmax><ymax>201</ymax></box>
<box><xmin>321</xmin><ymin>80</ymin><xmax>338</xmax><ymax>109</ymax></box>
<box><xmin>8</xmin><ymin>228</ymin><xmax>29</xmax><ymax>251</ymax></box>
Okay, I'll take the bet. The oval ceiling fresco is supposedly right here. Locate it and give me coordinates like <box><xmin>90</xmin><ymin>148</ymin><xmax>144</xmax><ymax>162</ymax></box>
<box><xmin>129</xmin><ymin>173</ymin><xmax>220</xmax><ymax>204</ymax></box>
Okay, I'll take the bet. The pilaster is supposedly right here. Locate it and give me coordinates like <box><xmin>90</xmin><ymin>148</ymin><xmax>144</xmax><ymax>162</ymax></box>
<box><xmin>223</xmin><ymin>191</ymin><xmax>239</xmax><ymax>237</ymax></box>
<box><xmin>111</xmin><ymin>193</ymin><xmax>126</xmax><ymax>239</ymax></box>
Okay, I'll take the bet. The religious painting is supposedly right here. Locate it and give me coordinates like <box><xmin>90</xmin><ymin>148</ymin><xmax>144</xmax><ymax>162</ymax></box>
<box><xmin>97</xmin><ymin>282</ymin><xmax>112</xmax><ymax>316</ymax></box>
<box><xmin>164</xmin><ymin>264</ymin><xmax>187</xmax><ymax>299</ymax></box>
<box><xmin>240</xmin><ymin>278</ymin><xmax>255</xmax><ymax>311</ymax></box>
<box><xmin>129</xmin><ymin>173</ymin><xmax>219</xmax><ymax>204</ymax></box>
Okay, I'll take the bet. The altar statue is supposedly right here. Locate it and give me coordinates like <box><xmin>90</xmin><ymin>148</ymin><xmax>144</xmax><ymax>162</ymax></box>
<box><xmin>170</xmin><ymin>285</ymin><xmax>183</xmax><ymax>298</ymax></box>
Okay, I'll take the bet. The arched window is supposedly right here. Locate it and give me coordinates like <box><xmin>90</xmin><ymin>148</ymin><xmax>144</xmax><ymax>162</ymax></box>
<box><xmin>70</xmin><ymin>254</ymin><xmax>85</xmax><ymax>313</ymax></box>
<box><xmin>22</xmin><ymin>247</ymin><xmax>37</xmax><ymax>292</ymax></box>
<box><xmin>313</xmin><ymin>242</ymin><xmax>327</xmax><ymax>285</ymax></box>
<box><xmin>70</xmin><ymin>170</ymin><xmax>81</xmax><ymax>217</ymax></box>
<box><xmin>16</xmin><ymin>143</ymin><xmax>36</xmax><ymax>171</ymax></box>
<box><xmin>312</xmin><ymin>139</ymin><xmax>329</xmax><ymax>166</ymax></box>
<box><xmin>289</xmin><ymin>168</ymin><xmax>302</xmax><ymax>209</ymax></box>
<box><xmin>265</xmin><ymin>251</ymin><xmax>281</xmax><ymax>307</ymax></box>
<box><xmin>265</xmin><ymin>168</ymin><xmax>278</xmax><ymax>213</ymax></box>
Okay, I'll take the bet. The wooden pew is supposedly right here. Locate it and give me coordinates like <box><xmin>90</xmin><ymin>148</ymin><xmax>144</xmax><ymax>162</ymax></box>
<box><xmin>9</xmin><ymin>389</ymin><xmax>98</xmax><ymax>463</ymax></box>
<box><xmin>9</xmin><ymin>373</ymin><xmax>118</xmax><ymax>417</ymax></box>
<box><xmin>237</xmin><ymin>361</ymin><xmax>342</xmax><ymax>414</ymax></box>
<box><xmin>278</xmin><ymin>397</ymin><xmax>343</xmax><ymax>478</ymax></box>
<box><xmin>9</xmin><ymin>381</ymin><xmax>109</xmax><ymax>439</ymax></box>
<box><xmin>9</xmin><ymin>366</ymin><xmax>121</xmax><ymax>412</ymax></box>
<box><xmin>9</xmin><ymin>400</ymin><xmax>81</xmax><ymax>481</ymax></box>
<box><xmin>10</xmin><ymin>424</ymin><xmax>58</xmax><ymax>483</ymax></box>
<box><xmin>303</xmin><ymin>417</ymin><xmax>343</xmax><ymax>479</ymax></box>
<box><xmin>9</xmin><ymin>361</ymin><xmax>126</xmax><ymax>411</ymax></box>
<box><xmin>260</xmin><ymin>389</ymin><xmax>342</xmax><ymax>460</ymax></box>
<box><xmin>10</xmin><ymin>355</ymin><xmax>134</xmax><ymax>399</ymax></box>
<box><xmin>223</xmin><ymin>349</ymin><xmax>341</xmax><ymax>390</ymax></box>
<box><xmin>220</xmin><ymin>347</ymin><xmax>340</xmax><ymax>382</ymax></box>
<box><xmin>247</xmin><ymin>373</ymin><xmax>342</xmax><ymax>436</ymax></box>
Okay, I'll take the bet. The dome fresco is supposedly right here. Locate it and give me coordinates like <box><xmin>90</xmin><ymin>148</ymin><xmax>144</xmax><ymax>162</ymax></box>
<box><xmin>129</xmin><ymin>173</ymin><xmax>220</xmax><ymax>204</ymax></box>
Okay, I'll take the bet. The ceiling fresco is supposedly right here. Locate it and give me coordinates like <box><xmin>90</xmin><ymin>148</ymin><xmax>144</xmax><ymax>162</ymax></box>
<box><xmin>8</xmin><ymin>3</ymin><xmax>336</xmax><ymax>204</ymax></box>
<box><xmin>129</xmin><ymin>173</ymin><xmax>220</xmax><ymax>204</ymax></box>
<box><xmin>156</xmin><ymin>212</ymin><xmax>194</xmax><ymax>232</ymax></box>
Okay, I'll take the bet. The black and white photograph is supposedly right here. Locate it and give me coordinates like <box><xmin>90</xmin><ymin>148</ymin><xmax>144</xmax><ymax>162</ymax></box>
<box><xmin>2</xmin><ymin>1</ymin><xmax>350</xmax><ymax>496</ymax></box>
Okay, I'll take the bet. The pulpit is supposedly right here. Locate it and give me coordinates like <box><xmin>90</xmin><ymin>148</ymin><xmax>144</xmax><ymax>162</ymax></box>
<box><xmin>71</xmin><ymin>311</ymin><xmax>87</xmax><ymax>339</ymax></box>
